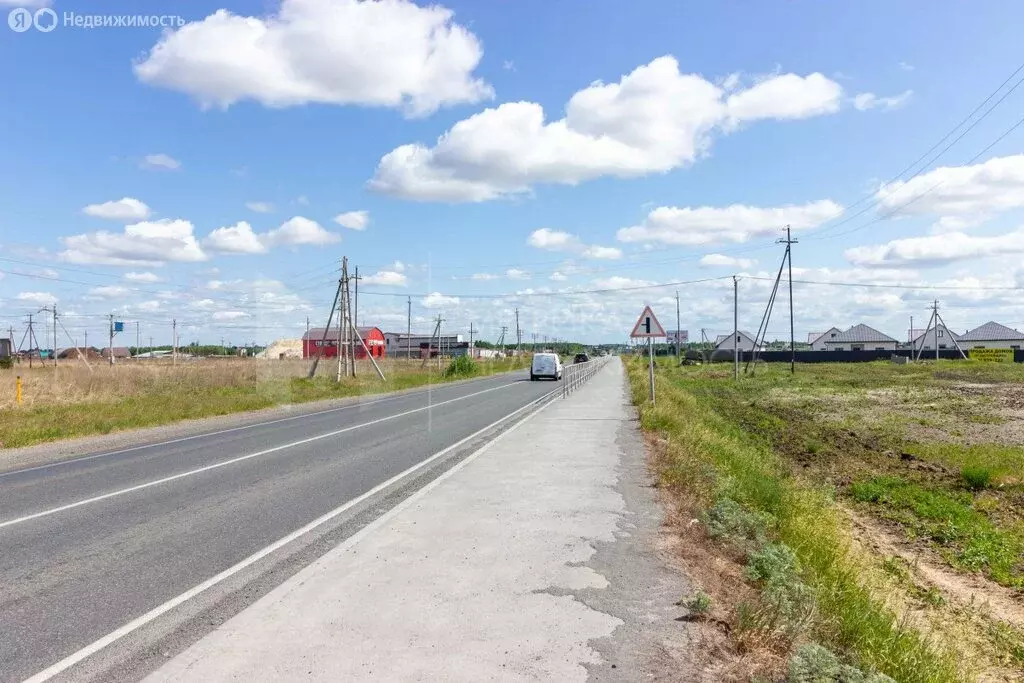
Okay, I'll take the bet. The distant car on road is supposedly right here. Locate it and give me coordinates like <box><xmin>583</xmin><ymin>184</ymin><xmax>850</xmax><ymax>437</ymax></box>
<box><xmin>573</xmin><ymin>353</ymin><xmax>590</xmax><ymax>364</ymax></box>
<box><xmin>530</xmin><ymin>352</ymin><xmax>563</xmax><ymax>381</ymax></box>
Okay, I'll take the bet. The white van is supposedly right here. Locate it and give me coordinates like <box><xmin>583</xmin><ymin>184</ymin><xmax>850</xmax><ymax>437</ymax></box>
<box><xmin>530</xmin><ymin>352</ymin><xmax>562</xmax><ymax>381</ymax></box>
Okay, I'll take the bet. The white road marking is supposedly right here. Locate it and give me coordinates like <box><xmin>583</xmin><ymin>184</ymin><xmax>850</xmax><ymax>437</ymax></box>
<box><xmin>0</xmin><ymin>373</ymin><xmax>519</xmax><ymax>480</ymax></box>
<box><xmin>21</xmin><ymin>387</ymin><xmax>559</xmax><ymax>683</ymax></box>
<box><xmin>0</xmin><ymin>380</ymin><xmax>525</xmax><ymax>531</ymax></box>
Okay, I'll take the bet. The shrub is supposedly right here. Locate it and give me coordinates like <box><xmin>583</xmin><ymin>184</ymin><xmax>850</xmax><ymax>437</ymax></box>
<box><xmin>745</xmin><ymin>543</ymin><xmax>799</xmax><ymax>585</ymax></box>
<box><xmin>788</xmin><ymin>643</ymin><xmax>896</xmax><ymax>683</ymax></box>
<box><xmin>0</xmin><ymin>357</ymin><xmax>12</xmax><ymax>370</ymax></box>
<box><xmin>442</xmin><ymin>355</ymin><xmax>477</xmax><ymax>379</ymax></box>
<box><xmin>701</xmin><ymin>498</ymin><xmax>774</xmax><ymax>548</ymax></box>
<box><xmin>961</xmin><ymin>465</ymin><xmax>992</xmax><ymax>491</ymax></box>
<box><xmin>685</xmin><ymin>590</ymin><xmax>712</xmax><ymax>617</ymax></box>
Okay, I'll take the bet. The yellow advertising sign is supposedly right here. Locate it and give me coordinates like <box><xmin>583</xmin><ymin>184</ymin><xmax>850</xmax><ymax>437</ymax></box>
<box><xmin>969</xmin><ymin>348</ymin><xmax>1015</xmax><ymax>363</ymax></box>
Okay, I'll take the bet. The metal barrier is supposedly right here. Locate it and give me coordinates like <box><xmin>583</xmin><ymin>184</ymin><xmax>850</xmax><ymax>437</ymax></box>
<box><xmin>561</xmin><ymin>357</ymin><xmax>609</xmax><ymax>398</ymax></box>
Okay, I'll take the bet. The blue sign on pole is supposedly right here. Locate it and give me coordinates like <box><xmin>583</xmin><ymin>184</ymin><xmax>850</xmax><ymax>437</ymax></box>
<box><xmin>114</xmin><ymin>321</ymin><xmax>125</xmax><ymax>332</ymax></box>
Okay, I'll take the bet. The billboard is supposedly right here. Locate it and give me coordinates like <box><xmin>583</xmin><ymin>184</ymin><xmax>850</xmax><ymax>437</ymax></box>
<box><xmin>969</xmin><ymin>348</ymin><xmax>1014</xmax><ymax>363</ymax></box>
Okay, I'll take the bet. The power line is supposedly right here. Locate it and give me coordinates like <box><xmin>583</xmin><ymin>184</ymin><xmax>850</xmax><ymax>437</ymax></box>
<box><xmin>359</xmin><ymin>275</ymin><xmax>734</xmax><ymax>299</ymax></box>
<box><xmin>746</xmin><ymin>275</ymin><xmax>1024</xmax><ymax>291</ymax></box>
<box><xmin>810</xmin><ymin>60</ymin><xmax>1024</xmax><ymax>239</ymax></box>
<box><xmin>811</xmin><ymin>112</ymin><xmax>1024</xmax><ymax>241</ymax></box>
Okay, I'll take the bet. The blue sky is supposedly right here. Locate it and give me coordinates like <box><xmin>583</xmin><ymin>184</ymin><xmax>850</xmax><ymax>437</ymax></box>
<box><xmin>2</xmin><ymin>0</ymin><xmax>1024</xmax><ymax>346</ymax></box>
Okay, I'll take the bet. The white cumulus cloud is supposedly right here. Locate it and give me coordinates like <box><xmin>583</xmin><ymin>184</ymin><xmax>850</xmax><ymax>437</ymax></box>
<box><xmin>505</xmin><ymin>268</ymin><xmax>530</xmax><ymax>280</ymax></box>
<box><xmin>845</xmin><ymin>230</ymin><xmax>1024</xmax><ymax>268</ymax></box>
<box><xmin>370</xmin><ymin>56</ymin><xmax>844</xmax><ymax>202</ymax></box>
<box><xmin>471</xmin><ymin>273</ymin><xmax>498</xmax><ymax>280</ymax></box>
<box><xmin>17</xmin><ymin>291</ymin><xmax>57</xmax><ymax>305</ymax></box>
<box><xmin>617</xmin><ymin>200</ymin><xmax>842</xmax><ymax>246</ymax></box>
<box><xmin>204</xmin><ymin>221</ymin><xmax>268</xmax><ymax>254</ymax></box>
<box><xmin>60</xmin><ymin>219</ymin><xmax>207</xmax><ymax>266</ymax></box>
<box><xmin>86</xmin><ymin>285</ymin><xmax>131</xmax><ymax>299</ymax></box>
<box><xmin>264</xmin><ymin>216</ymin><xmax>340</xmax><ymax>246</ymax></box>
<box><xmin>124</xmin><ymin>271</ymin><xmax>163</xmax><ymax>283</ymax></box>
<box><xmin>212</xmin><ymin>311</ymin><xmax>250</xmax><ymax>321</ymax></box>
<box><xmin>527</xmin><ymin>228</ymin><xmax>621</xmax><ymax>260</ymax></box>
<box><xmin>853</xmin><ymin>90</ymin><xmax>913</xmax><ymax>111</ymax></box>
<box><xmin>549</xmin><ymin>271</ymin><xmax>569</xmax><ymax>281</ymax></box>
<box><xmin>422</xmin><ymin>291</ymin><xmax>459</xmax><ymax>308</ymax></box>
<box><xmin>246</xmin><ymin>201</ymin><xmax>274</xmax><ymax>213</ymax></box>
<box><xmin>362</xmin><ymin>270</ymin><xmax>407</xmax><ymax>286</ymax></box>
<box><xmin>140</xmin><ymin>153</ymin><xmax>181</xmax><ymax>170</ymax></box>
<box><xmin>875</xmin><ymin>154</ymin><xmax>1024</xmax><ymax>217</ymax></box>
<box><xmin>334</xmin><ymin>210</ymin><xmax>369</xmax><ymax>230</ymax></box>
<box><xmin>83</xmin><ymin>197</ymin><xmax>151</xmax><ymax>221</ymax></box>
<box><xmin>725</xmin><ymin>72</ymin><xmax>843</xmax><ymax>124</ymax></box>
<box><xmin>699</xmin><ymin>253</ymin><xmax>756</xmax><ymax>268</ymax></box>
<box><xmin>133</xmin><ymin>0</ymin><xmax>493</xmax><ymax>118</ymax></box>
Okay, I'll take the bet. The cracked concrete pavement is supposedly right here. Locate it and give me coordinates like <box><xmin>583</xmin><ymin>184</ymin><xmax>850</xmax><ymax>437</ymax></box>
<box><xmin>144</xmin><ymin>360</ymin><xmax>691</xmax><ymax>682</ymax></box>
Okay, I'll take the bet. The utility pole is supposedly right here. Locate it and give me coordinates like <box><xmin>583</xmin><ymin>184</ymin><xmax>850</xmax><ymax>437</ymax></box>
<box><xmin>777</xmin><ymin>225</ymin><xmax>797</xmax><ymax>374</ymax></box>
<box><xmin>909</xmin><ymin>315</ymin><xmax>914</xmax><ymax>357</ymax></box>
<box><xmin>353</xmin><ymin>266</ymin><xmax>361</xmax><ymax>330</ymax></box>
<box><xmin>84</xmin><ymin>330</ymin><xmax>88</xmax><ymax>352</ymax></box>
<box><xmin>469</xmin><ymin>322</ymin><xmax>475</xmax><ymax>356</ymax></box>
<box><xmin>108</xmin><ymin>314</ymin><xmax>115</xmax><ymax>366</ymax></box>
<box><xmin>305</xmin><ymin>316</ymin><xmax>310</xmax><ymax>340</ymax></box>
<box><xmin>934</xmin><ymin>300</ymin><xmax>940</xmax><ymax>362</ymax></box>
<box><xmin>26</xmin><ymin>314</ymin><xmax>38</xmax><ymax>368</ymax></box>
<box><xmin>52</xmin><ymin>306</ymin><xmax>58</xmax><ymax>367</ymax></box>
<box><xmin>514</xmin><ymin>308</ymin><xmax>521</xmax><ymax>356</ymax></box>
<box><xmin>308</xmin><ymin>261</ymin><xmax>343</xmax><ymax>379</ymax></box>
<box><xmin>337</xmin><ymin>257</ymin><xmax>348</xmax><ymax>381</ymax></box>
<box><xmin>406</xmin><ymin>296</ymin><xmax>412</xmax><ymax>361</ymax></box>
<box><xmin>172</xmin><ymin>319</ymin><xmax>177</xmax><ymax>366</ymax></box>
<box><xmin>733</xmin><ymin>275</ymin><xmax>739</xmax><ymax>380</ymax></box>
<box><xmin>675</xmin><ymin>290</ymin><xmax>681</xmax><ymax>359</ymax></box>
<box><xmin>498</xmin><ymin>326</ymin><xmax>508</xmax><ymax>355</ymax></box>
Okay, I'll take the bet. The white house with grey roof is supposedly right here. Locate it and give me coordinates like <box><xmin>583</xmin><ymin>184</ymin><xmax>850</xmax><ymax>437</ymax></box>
<box><xmin>957</xmin><ymin>321</ymin><xmax>1024</xmax><ymax>350</ymax></box>
<box><xmin>808</xmin><ymin>327</ymin><xmax>842</xmax><ymax>351</ymax></box>
<box><xmin>713</xmin><ymin>330</ymin><xmax>761</xmax><ymax>352</ymax></box>
<box><xmin>822</xmin><ymin>324</ymin><xmax>899</xmax><ymax>351</ymax></box>
<box><xmin>910</xmin><ymin>323</ymin><xmax>962</xmax><ymax>351</ymax></box>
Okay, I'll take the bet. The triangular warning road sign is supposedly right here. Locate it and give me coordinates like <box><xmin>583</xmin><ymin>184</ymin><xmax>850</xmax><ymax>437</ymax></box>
<box><xmin>630</xmin><ymin>305</ymin><xmax>666</xmax><ymax>338</ymax></box>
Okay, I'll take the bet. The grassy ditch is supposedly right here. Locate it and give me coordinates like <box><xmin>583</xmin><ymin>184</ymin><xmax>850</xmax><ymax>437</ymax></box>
<box><xmin>627</xmin><ymin>358</ymin><xmax>966</xmax><ymax>682</ymax></box>
<box><xmin>0</xmin><ymin>356</ymin><xmax>527</xmax><ymax>449</ymax></box>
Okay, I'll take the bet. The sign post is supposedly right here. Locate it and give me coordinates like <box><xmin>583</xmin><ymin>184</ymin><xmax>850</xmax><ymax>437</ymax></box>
<box><xmin>630</xmin><ymin>305</ymin><xmax>666</xmax><ymax>405</ymax></box>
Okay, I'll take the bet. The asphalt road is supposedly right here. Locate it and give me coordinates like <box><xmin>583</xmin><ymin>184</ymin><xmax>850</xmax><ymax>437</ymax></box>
<box><xmin>0</xmin><ymin>371</ymin><xmax>559</xmax><ymax>682</ymax></box>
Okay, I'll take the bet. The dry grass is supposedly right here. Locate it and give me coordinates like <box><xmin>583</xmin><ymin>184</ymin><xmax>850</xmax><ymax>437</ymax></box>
<box><xmin>0</xmin><ymin>355</ymin><xmax>527</xmax><ymax>448</ymax></box>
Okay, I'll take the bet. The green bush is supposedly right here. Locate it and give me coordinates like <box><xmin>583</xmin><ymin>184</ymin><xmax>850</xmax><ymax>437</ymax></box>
<box><xmin>701</xmin><ymin>497</ymin><xmax>774</xmax><ymax>548</ymax></box>
<box><xmin>0</xmin><ymin>357</ymin><xmax>12</xmax><ymax>370</ymax></box>
<box><xmin>788</xmin><ymin>643</ymin><xmax>896</xmax><ymax>683</ymax></box>
<box><xmin>961</xmin><ymin>465</ymin><xmax>992</xmax><ymax>490</ymax></box>
<box><xmin>442</xmin><ymin>355</ymin><xmax>477</xmax><ymax>379</ymax></box>
<box><xmin>685</xmin><ymin>590</ymin><xmax>712</xmax><ymax>617</ymax></box>
<box><xmin>745</xmin><ymin>543</ymin><xmax>799</xmax><ymax>585</ymax></box>
<box><xmin>782</xmin><ymin>643</ymin><xmax>897</xmax><ymax>679</ymax></box>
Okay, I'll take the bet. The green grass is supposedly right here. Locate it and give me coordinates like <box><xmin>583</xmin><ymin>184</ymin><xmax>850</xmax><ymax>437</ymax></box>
<box><xmin>850</xmin><ymin>476</ymin><xmax>1024</xmax><ymax>587</ymax></box>
<box><xmin>0</xmin><ymin>358</ymin><xmax>527</xmax><ymax>449</ymax></box>
<box><xmin>626</xmin><ymin>358</ymin><xmax>963</xmax><ymax>683</ymax></box>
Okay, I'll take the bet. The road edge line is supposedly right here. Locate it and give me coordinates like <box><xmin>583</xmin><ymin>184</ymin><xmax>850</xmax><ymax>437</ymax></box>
<box><xmin>21</xmin><ymin>386</ymin><xmax>560</xmax><ymax>683</ymax></box>
<box><xmin>0</xmin><ymin>380</ymin><xmax>518</xmax><ymax>530</ymax></box>
<box><xmin>0</xmin><ymin>371</ymin><xmax>520</xmax><ymax>480</ymax></box>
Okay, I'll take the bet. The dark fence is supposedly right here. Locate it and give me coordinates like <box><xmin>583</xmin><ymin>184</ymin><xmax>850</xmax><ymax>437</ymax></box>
<box><xmin>697</xmin><ymin>349</ymin><xmax>1024</xmax><ymax>363</ymax></box>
